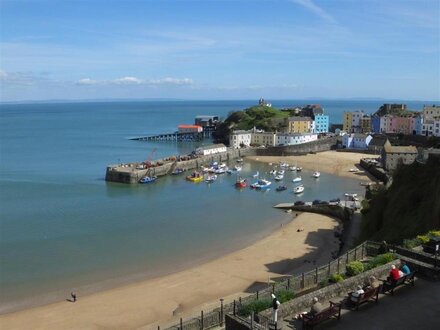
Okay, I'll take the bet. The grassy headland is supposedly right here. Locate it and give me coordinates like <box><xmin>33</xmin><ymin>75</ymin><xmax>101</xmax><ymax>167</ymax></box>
<box><xmin>213</xmin><ymin>105</ymin><xmax>290</xmax><ymax>144</ymax></box>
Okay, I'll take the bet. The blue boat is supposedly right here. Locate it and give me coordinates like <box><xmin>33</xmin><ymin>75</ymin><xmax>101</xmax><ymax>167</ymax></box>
<box><xmin>171</xmin><ymin>168</ymin><xmax>184</xmax><ymax>175</ymax></box>
<box><xmin>139</xmin><ymin>176</ymin><xmax>158</xmax><ymax>184</ymax></box>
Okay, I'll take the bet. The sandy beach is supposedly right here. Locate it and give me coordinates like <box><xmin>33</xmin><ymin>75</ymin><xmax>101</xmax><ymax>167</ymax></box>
<box><xmin>247</xmin><ymin>150</ymin><xmax>377</xmax><ymax>182</ymax></box>
<box><xmin>0</xmin><ymin>213</ymin><xmax>340</xmax><ymax>330</ymax></box>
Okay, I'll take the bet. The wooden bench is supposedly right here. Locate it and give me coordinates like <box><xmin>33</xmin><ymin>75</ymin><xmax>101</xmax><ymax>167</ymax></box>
<box><xmin>382</xmin><ymin>271</ymin><xmax>416</xmax><ymax>295</ymax></box>
<box><xmin>302</xmin><ymin>301</ymin><xmax>341</xmax><ymax>330</ymax></box>
<box><xmin>348</xmin><ymin>285</ymin><xmax>382</xmax><ymax>310</ymax></box>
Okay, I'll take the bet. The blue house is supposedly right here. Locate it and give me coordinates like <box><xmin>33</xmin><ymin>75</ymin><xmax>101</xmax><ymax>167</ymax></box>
<box><xmin>371</xmin><ymin>115</ymin><xmax>381</xmax><ymax>133</ymax></box>
<box><xmin>314</xmin><ymin>114</ymin><xmax>329</xmax><ymax>133</ymax></box>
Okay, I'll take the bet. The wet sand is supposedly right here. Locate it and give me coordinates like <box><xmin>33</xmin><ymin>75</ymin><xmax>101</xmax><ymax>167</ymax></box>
<box><xmin>247</xmin><ymin>150</ymin><xmax>377</xmax><ymax>182</ymax></box>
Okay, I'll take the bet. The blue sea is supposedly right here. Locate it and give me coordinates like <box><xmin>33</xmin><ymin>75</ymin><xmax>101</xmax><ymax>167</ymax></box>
<box><xmin>0</xmin><ymin>99</ymin><xmax>430</xmax><ymax>312</ymax></box>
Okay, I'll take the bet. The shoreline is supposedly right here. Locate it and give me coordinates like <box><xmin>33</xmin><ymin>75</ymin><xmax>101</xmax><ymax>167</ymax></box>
<box><xmin>0</xmin><ymin>212</ymin><xmax>341</xmax><ymax>330</ymax></box>
<box><xmin>246</xmin><ymin>150</ymin><xmax>377</xmax><ymax>182</ymax></box>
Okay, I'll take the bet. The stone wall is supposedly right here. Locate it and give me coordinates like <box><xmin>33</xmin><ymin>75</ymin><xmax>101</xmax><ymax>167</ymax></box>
<box><xmin>359</xmin><ymin>159</ymin><xmax>389</xmax><ymax>183</ymax></box>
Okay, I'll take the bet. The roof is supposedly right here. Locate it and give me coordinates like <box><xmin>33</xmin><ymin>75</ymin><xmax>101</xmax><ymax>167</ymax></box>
<box><xmin>384</xmin><ymin>144</ymin><xmax>418</xmax><ymax>154</ymax></box>
<box><xmin>178</xmin><ymin>125</ymin><xmax>202</xmax><ymax>129</ymax></box>
<box><xmin>195</xmin><ymin>115</ymin><xmax>218</xmax><ymax>119</ymax></box>
<box><xmin>231</xmin><ymin>130</ymin><xmax>252</xmax><ymax>134</ymax></box>
<box><xmin>369</xmin><ymin>137</ymin><xmax>388</xmax><ymax>147</ymax></box>
<box><xmin>288</xmin><ymin>116</ymin><xmax>312</xmax><ymax>122</ymax></box>
<box><xmin>198</xmin><ymin>143</ymin><xmax>227</xmax><ymax>150</ymax></box>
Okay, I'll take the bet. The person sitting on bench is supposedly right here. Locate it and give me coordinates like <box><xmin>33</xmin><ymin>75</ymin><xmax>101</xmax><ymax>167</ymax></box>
<box><xmin>350</xmin><ymin>285</ymin><xmax>365</xmax><ymax>303</ymax></box>
<box><xmin>400</xmin><ymin>261</ymin><xmax>411</xmax><ymax>275</ymax></box>
<box><xmin>389</xmin><ymin>265</ymin><xmax>402</xmax><ymax>281</ymax></box>
<box><xmin>296</xmin><ymin>297</ymin><xmax>323</xmax><ymax>319</ymax></box>
<box><xmin>365</xmin><ymin>276</ymin><xmax>381</xmax><ymax>290</ymax></box>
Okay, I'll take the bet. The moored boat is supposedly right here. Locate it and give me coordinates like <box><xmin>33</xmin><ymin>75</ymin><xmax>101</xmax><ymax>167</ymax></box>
<box><xmin>250</xmin><ymin>179</ymin><xmax>272</xmax><ymax>189</ymax></box>
<box><xmin>252</xmin><ymin>171</ymin><xmax>259</xmax><ymax>178</ymax></box>
<box><xmin>312</xmin><ymin>171</ymin><xmax>321</xmax><ymax>178</ymax></box>
<box><xmin>171</xmin><ymin>168</ymin><xmax>184</xmax><ymax>175</ymax></box>
<box><xmin>235</xmin><ymin>177</ymin><xmax>247</xmax><ymax>188</ymax></box>
<box><xmin>292</xmin><ymin>176</ymin><xmax>302</xmax><ymax>183</ymax></box>
<box><xmin>205</xmin><ymin>174</ymin><xmax>218</xmax><ymax>183</ymax></box>
<box><xmin>293</xmin><ymin>185</ymin><xmax>304</xmax><ymax>194</ymax></box>
<box><xmin>276</xmin><ymin>185</ymin><xmax>287</xmax><ymax>192</ymax></box>
<box><xmin>186</xmin><ymin>172</ymin><xmax>204</xmax><ymax>182</ymax></box>
<box><xmin>139</xmin><ymin>176</ymin><xmax>158</xmax><ymax>184</ymax></box>
<box><xmin>296</xmin><ymin>167</ymin><xmax>303</xmax><ymax>172</ymax></box>
<box><xmin>274</xmin><ymin>174</ymin><xmax>284</xmax><ymax>181</ymax></box>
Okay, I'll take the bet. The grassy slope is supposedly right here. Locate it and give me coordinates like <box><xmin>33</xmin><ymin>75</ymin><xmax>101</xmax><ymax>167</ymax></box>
<box><xmin>359</xmin><ymin>156</ymin><xmax>440</xmax><ymax>243</ymax></box>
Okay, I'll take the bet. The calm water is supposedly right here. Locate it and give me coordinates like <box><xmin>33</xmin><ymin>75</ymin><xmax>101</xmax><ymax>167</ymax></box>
<box><xmin>0</xmin><ymin>100</ymin><xmax>430</xmax><ymax>312</ymax></box>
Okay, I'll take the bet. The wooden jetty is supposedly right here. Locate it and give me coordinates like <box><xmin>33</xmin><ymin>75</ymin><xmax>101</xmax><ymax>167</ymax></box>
<box><xmin>131</xmin><ymin>132</ymin><xmax>203</xmax><ymax>142</ymax></box>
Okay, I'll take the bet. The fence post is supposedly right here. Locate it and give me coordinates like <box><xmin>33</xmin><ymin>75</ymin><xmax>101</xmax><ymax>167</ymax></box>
<box><xmin>362</xmin><ymin>242</ymin><xmax>365</xmax><ymax>258</ymax></box>
<box><xmin>220</xmin><ymin>299</ymin><xmax>224</xmax><ymax>327</ymax></box>
<box><xmin>158</xmin><ymin>326</ymin><xmax>160</xmax><ymax>330</ymax></box>
<box><xmin>200</xmin><ymin>311</ymin><xmax>203</xmax><ymax>330</ymax></box>
<box><xmin>315</xmin><ymin>267</ymin><xmax>318</xmax><ymax>283</ymax></box>
<box><xmin>272</xmin><ymin>283</ymin><xmax>275</xmax><ymax>293</ymax></box>
<box><xmin>302</xmin><ymin>272</ymin><xmax>305</xmax><ymax>289</ymax></box>
<box><xmin>287</xmin><ymin>278</ymin><xmax>291</xmax><ymax>290</ymax></box>
<box><xmin>256</xmin><ymin>290</ymin><xmax>259</xmax><ymax>299</ymax></box>
<box><xmin>346</xmin><ymin>251</ymin><xmax>349</xmax><ymax>263</ymax></box>
<box><xmin>180</xmin><ymin>318</ymin><xmax>183</xmax><ymax>330</ymax></box>
<box><xmin>337</xmin><ymin>258</ymin><xmax>340</xmax><ymax>274</ymax></box>
<box><xmin>233</xmin><ymin>300</ymin><xmax>236</xmax><ymax>315</ymax></box>
<box><xmin>250</xmin><ymin>312</ymin><xmax>254</xmax><ymax>329</ymax></box>
<box><xmin>354</xmin><ymin>246</ymin><xmax>357</xmax><ymax>260</ymax></box>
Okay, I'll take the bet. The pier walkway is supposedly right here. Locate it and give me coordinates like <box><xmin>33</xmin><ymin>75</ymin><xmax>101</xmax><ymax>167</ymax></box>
<box><xmin>131</xmin><ymin>132</ymin><xmax>203</xmax><ymax>142</ymax></box>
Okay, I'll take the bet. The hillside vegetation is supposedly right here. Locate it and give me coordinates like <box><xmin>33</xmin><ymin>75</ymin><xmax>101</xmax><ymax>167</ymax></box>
<box><xmin>213</xmin><ymin>105</ymin><xmax>290</xmax><ymax>145</ymax></box>
<box><xmin>359</xmin><ymin>156</ymin><xmax>440</xmax><ymax>244</ymax></box>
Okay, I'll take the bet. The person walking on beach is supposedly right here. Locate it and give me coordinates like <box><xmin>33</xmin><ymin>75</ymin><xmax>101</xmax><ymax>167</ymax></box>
<box><xmin>271</xmin><ymin>293</ymin><xmax>280</xmax><ymax>323</ymax></box>
<box><xmin>71</xmin><ymin>292</ymin><xmax>77</xmax><ymax>302</ymax></box>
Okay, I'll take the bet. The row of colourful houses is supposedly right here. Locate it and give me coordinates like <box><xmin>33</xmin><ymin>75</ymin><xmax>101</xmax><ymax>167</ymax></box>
<box><xmin>343</xmin><ymin>104</ymin><xmax>440</xmax><ymax>137</ymax></box>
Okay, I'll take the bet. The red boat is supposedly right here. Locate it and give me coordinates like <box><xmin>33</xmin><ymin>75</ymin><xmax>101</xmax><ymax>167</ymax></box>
<box><xmin>235</xmin><ymin>178</ymin><xmax>247</xmax><ymax>188</ymax></box>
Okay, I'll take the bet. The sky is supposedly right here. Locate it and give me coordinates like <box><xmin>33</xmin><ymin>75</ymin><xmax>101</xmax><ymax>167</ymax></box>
<box><xmin>0</xmin><ymin>0</ymin><xmax>439</xmax><ymax>102</ymax></box>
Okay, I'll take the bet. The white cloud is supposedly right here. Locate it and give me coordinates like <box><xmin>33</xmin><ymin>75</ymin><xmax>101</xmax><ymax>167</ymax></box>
<box><xmin>290</xmin><ymin>0</ymin><xmax>336</xmax><ymax>23</ymax></box>
<box><xmin>76</xmin><ymin>78</ymin><xmax>99</xmax><ymax>85</ymax></box>
<box><xmin>112</xmin><ymin>76</ymin><xmax>143</xmax><ymax>85</ymax></box>
<box><xmin>0</xmin><ymin>70</ymin><xmax>39</xmax><ymax>85</ymax></box>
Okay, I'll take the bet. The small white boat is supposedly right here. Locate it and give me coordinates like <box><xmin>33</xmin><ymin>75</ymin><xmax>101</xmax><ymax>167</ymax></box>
<box><xmin>293</xmin><ymin>185</ymin><xmax>304</xmax><ymax>194</ymax></box>
<box><xmin>236</xmin><ymin>158</ymin><xmax>244</xmax><ymax>163</ymax></box>
<box><xmin>250</xmin><ymin>179</ymin><xmax>272</xmax><ymax>189</ymax></box>
<box><xmin>219</xmin><ymin>163</ymin><xmax>227</xmax><ymax>169</ymax></box>
<box><xmin>226</xmin><ymin>169</ymin><xmax>233</xmax><ymax>174</ymax></box>
<box><xmin>215</xmin><ymin>168</ymin><xmax>226</xmax><ymax>174</ymax></box>
<box><xmin>205</xmin><ymin>175</ymin><xmax>217</xmax><ymax>183</ymax></box>
<box><xmin>274</xmin><ymin>174</ymin><xmax>284</xmax><ymax>181</ymax></box>
<box><xmin>289</xmin><ymin>166</ymin><xmax>297</xmax><ymax>171</ymax></box>
<box><xmin>252</xmin><ymin>171</ymin><xmax>259</xmax><ymax>178</ymax></box>
<box><xmin>279</xmin><ymin>162</ymin><xmax>289</xmax><ymax>168</ymax></box>
<box><xmin>296</xmin><ymin>167</ymin><xmax>303</xmax><ymax>172</ymax></box>
<box><xmin>269</xmin><ymin>169</ymin><xmax>277</xmax><ymax>175</ymax></box>
<box><xmin>349</xmin><ymin>168</ymin><xmax>359</xmax><ymax>172</ymax></box>
<box><xmin>278</xmin><ymin>169</ymin><xmax>285</xmax><ymax>175</ymax></box>
<box><xmin>312</xmin><ymin>171</ymin><xmax>321</xmax><ymax>178</ymax></box>
<box><xmin>233</xmin><ymin>165</ymin><xmax>242</xmax><ymax>171</ymax></box>
<box><xmin>292</xmin><ymin>177</ymin><xmax>302</xmax><ymax>183</ymax></box>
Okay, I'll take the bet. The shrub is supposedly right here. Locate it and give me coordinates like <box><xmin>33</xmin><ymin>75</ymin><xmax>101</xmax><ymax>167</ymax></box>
<box><xmin>346</xmin><ymin>261</ymin><xmax>364</xmax><ymax>276</ymax></box>
<box><xmin>366</xmin><ymin>253</ymin><xmax>395</xmax><ymax>270</ymax></box>
<box><xmin>275</xmin><ymin>289</ymin><xmax>295</xmax><ymax>303</ymax></box>
<box><xmin>428</xmin><ymin>230</ymin><xmax>440</xmax><ymax>238</ymax></box>
<box><xmin>417</xmin><ymin>235</ymin><xmax>430</xmax><ymax>244</ymax></box>
<box><xmin>319</xmin><ymin>279</ymin><xmax>329</xmax><ymax>288</ymax></box>
<box><xmin>238</xmin><ymin>298</ymin><xmax>271</xmax><ymax>317</ymax></box>
<box><xmin>329</xmin><ymin>273</ymin><xmax>345</xmax><ymax>283</ymax></box>
<box><xmin>403</xmin><ymin>238</ymin><xmax>422</xmax><ymax>249</ymax></box>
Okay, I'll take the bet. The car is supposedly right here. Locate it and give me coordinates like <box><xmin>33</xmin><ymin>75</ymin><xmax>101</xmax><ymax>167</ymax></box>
<box><xmin>312</xmin><ymin>199</ymin><xmax>321</xmax><ymax>205</ymax></box>
<box><xmin>294</xmin><ymin>200</ymin><xmax>305</xmax><ymax>206</ymax></box>
<box><xmin>329</xmin><ymin>198</ymin><xmax>340</xmax><ymax>203</ymax></box>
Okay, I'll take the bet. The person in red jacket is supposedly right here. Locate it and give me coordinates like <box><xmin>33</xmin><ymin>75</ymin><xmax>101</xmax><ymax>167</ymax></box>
<box><xmin>389</xmin><ymin>265</ymin><xmax>401</xmax><ymax>281</ymax></box>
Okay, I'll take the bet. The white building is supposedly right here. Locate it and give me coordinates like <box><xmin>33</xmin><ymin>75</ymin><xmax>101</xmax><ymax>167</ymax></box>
<box><xmin>276</xmin><ymin>133</ymin><xmax>318</xmax><ymax>146</ymax></box>
<box><xmin>229</xmin><ymin>130</ymin><xmax>252</xmax><ymax>148</ymax></box>
<box><xmin>342</xmin><ymin>133</ymin><xmax>373</xmax><ymax>149</ymax></box>
<box><xmin>196</xmin><ymin>144</ymin><xmax>227</xmax><ymax>156</ymax></box>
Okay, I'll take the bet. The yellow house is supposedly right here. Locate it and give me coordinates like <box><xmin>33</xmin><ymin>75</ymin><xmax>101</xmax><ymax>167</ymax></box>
<box><xmin>343</xmin><ymin>112</ymin><xmax>353</xmax><ymax>132</ymax></box>
<box><xmin>288</xmin><ymin>117</ymin><xmax>312</xmax><ymax>133</ymax></box>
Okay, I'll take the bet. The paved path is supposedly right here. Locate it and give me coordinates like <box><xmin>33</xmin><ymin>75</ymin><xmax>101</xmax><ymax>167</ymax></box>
<box><xmin>279</xmin><ymin>278</ymin><xmax>440</xmax><ymax>330</ymax></box>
